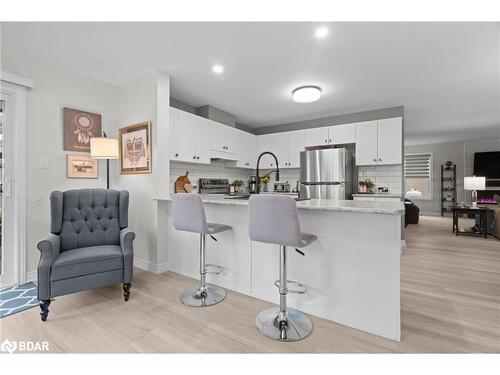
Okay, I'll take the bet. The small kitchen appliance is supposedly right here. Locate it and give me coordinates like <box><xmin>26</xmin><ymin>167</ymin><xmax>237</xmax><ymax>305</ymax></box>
<box><xmin>248</xmin><ymin>176</ymin><xmax>258</xmax><ymax>194</ymax></box>
<box><xmin>198</xmin><ymin>178</ymin><xmax>230</xmax><ymax>195</ymax></box>
<box><xmin>274</xmin><ymin>182</ymin><xmax>290</xmax><ymax>193</ymax></box>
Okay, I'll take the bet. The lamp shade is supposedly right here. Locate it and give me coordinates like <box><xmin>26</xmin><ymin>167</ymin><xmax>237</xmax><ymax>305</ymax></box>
<box><xmin>90</xmin><ymin>137</ymin><xmax>119</xmax><ymax>159</ymax></box>
<box><xmin>464</xmin><ymin>176</ymin><xmax>485</xmax><ymax>191</ymax></box>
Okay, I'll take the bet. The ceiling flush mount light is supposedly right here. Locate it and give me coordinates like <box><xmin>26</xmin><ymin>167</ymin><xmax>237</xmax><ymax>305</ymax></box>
<box><xmin>212</xmin><ymin>64</ymin><xmax>224</xmax><ymax>74</ymax></box>
<box><xmin>315</xmin><ymin>27</ymin><xmax>329</xmax><ymax>38</ymax></box>
<box><xmin>292</xmin><ymin>86</ymin><xmax>322</xmax><ymax>103</ymax></box>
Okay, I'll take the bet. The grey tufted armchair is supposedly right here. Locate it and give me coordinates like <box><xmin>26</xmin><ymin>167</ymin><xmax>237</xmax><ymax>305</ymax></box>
<box><xmin>37</xmin><ymin>188</ymin><xmax>135</xmax><ymax>321</ymax></box>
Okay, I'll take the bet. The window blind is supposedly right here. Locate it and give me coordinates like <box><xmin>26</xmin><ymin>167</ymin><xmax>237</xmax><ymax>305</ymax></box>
<box><xmin>404</xmin><ymin>153</ymin><xmax>431</xmax><ymax>178</ymax></box>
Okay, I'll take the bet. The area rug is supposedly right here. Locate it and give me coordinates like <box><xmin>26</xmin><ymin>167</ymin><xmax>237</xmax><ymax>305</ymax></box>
<box><xmin>0</xmin><ymin>282</ymin><xmax>38</xmax><ymax>318</ymax></box>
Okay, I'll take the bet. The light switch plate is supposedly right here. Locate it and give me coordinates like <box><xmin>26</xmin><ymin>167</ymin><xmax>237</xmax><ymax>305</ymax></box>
<box><xmin>39</xmin><ymin>158</ymin><xmax>49</xmax><ymax>169</ymax></box>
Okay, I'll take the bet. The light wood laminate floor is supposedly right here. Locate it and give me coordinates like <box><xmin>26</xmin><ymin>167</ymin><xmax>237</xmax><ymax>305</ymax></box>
<box><xmin>1</xmin><ymin>216</ymin><xmax>499</xmax><ymax>353</ymax></box>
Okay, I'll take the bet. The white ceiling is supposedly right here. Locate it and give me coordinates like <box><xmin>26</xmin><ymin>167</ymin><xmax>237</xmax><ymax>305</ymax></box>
<box><xmin>2</xmin><ymin>22</ymin><xmax>499</xmax><ymax>144</ymax></box>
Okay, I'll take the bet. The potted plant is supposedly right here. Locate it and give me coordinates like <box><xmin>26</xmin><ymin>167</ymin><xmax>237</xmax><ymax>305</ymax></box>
<box><xmin>231</xmin><ymin>179</ymin><xmax>244</xmax><ymax>193</ymax></box>
<box><xmin>260</xmin><ymin>175</ymin><xmax>270</xmax><ymax>192</ymax></box>
<box><xmin>358</xmin><ymin>180</ymin><xmax>366</xmax><ymax>193</ymax></box>
<box><xmin>364</xmin><ymin>179</ymin><xmax>375</xmax><ymax>194</ymax></box>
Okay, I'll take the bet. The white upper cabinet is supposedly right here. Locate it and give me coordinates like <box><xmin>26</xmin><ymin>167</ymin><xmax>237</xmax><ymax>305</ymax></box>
<box><xmin>169</xmin><ymin>108</ymin><xmax>179</xmax><ymax>160</ymax></box>
<box><xmin>355</xmin><ymin>117</ymin><xmax>402</xmax><ymax>166</ymax></box>
<box><xmin>208</xmin><ymin>120</ymin><xmax>238</xmax><ymax>157</ymax></box>
<box><xmin>287</xmin><ymin>130</ymin><xmax>305</xmax><ymax>168</ymax></box>
<box><xmin>355</xmin><ymin>120</ymin><xmax>379</xmax><ymax>165</ymax></box>
<box><xmin>169</xmin><ymin>106</ymin><xmax>401</xmax><ymax>169</ymax></box>
<box><xmin>234</xmin><ymin>130</ymin><xmax>257</xmax><ymax>169</ymax></box>
<box><xmin>256</xmin><ymin>130</ymin><xmax>304</xmax><ymax>170</ymax></box>
<box><xmin>377</xmin><ymin>117</ymin><xmax>402</xmax><ymax>165</ymax></box>
<box><xmin>273</xmin><ymin>133</ymin><xmax>289</xmax><ymax>168</ymax></box>
<box><xmin>329</xmin><ymin>123</ymin><xmax>356</xmax><ymax>145</ymax></box>
<box><xmin>171</xmin><ymin>108</ymin><xmax>210</xmax><ymax>164</ymax></box>
<box><xmin>257</xmin><ymin>134</ymin><xmax>276</xmax><ymax>168</ymax></box>
<box><xmin>304</xmin><ymin>127</ymin><xmax>329</xmax><ymax>147</ymax></box>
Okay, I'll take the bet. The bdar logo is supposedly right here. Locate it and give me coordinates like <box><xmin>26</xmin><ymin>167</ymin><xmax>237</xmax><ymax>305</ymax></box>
<box><xmin>1</xmin><ymin>339</ymin><xmax>17</xmax><ymax>354</ymax></box>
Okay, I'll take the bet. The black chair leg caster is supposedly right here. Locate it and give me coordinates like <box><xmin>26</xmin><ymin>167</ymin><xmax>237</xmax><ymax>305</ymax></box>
<box><xmin>123</xmin><ymin>283</ymin><xmax>131</xmax><ymax>301</ymax></box>
<box><xmin>39</xmin><ymin>300</ymin><xmax>51</xmax><ymax>321</ymax></box>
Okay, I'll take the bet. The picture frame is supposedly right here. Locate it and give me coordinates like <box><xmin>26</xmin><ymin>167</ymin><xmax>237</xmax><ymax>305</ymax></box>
<box><xmin>118</xmin><ymin>121</ymin><xmax>152</xmax><ymax>175</ymax></box>
<box><xmin>66</xmin><ymin>154</ymin><xmax>99</xmax><ymax>179</ymax></box>
<box><xmin>63</xmin><ymin>107</ymin><xmax>102</xmax><ymax>152</ymax></box>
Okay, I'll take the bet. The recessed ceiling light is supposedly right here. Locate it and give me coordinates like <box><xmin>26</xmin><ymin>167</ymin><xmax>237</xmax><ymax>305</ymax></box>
<box><xmin>212</xmin><ymin>65</ymin><xmax>224</xmax><ymax>74</ymax></box>
<box><xmin>315</xmin><ymin>27</ymin><xmax>328</xmax><ymax>38</ymax></box>
<box><xmin>292</xmin><ymin>86</ymin><xmax>321</xmax><ymax>103</ymax></box>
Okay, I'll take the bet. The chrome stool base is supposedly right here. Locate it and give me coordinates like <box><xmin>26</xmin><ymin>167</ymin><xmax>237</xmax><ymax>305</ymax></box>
<box><xmin>180</xmin><ymin>284</ymin><xmax>226</xmax><ymax>307</ymax></box>
<box><xmin>256</xmin><ymin>307</ymin><xmax>313</xmax><ymax>342</ymax></box>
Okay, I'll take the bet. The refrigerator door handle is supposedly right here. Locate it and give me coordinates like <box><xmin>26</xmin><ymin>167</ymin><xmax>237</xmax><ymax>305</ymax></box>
<box><xmin>300</xmin><ymin>181</ymin><xmax>345</xmax><ymax>186</ymax></box>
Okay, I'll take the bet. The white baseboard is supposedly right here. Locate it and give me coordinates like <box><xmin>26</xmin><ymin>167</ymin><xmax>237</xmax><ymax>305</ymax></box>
<box><xmin>133</xmin><ymin>257</ymin><xmax>169</xmax><ymax>275</ymax></box>
<box><xmin>26</xmin><ymin>270</ymin><xmax>37</xmax><ymax>284</ymax></box>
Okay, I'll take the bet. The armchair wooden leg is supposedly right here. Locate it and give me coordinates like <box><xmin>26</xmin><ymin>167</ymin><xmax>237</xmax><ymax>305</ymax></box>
<box><xmin>39</xmin><ymin>300</ymin><xmax>51</xmax><ymax>321</ymax></box>
<box><xmin>123</xmin><ymin>283</ymin><xmax>131</xmax><ymax>301</ymax></box>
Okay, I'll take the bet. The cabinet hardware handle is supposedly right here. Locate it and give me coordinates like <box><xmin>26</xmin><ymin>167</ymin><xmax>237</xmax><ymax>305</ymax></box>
<box><xmin>325</xmin><ymin>139</ymin><xmax>328</xmax><ymax>143</ymax></box>
<box><xmin>329</xmin><ymin>139</ymin><xmax>332</xmax><ymax>143</ymax></box>
<box><xmin>373</xmin><ymin>158</ymin><xmax>377</xmax><ymax>162</ymax></box>
<box><xmin>197</xmin><ymin>156</ymin><xmax>200</xmax><ymax>159</ymax></box>
<box><xmin>193</xmin><ymin>156</ymin><xmax>196</xmax><ymax>159</ymax></box>
<box><xmin>379</xmin><ymin>158</ymin><xmax>382</xmax><ymax>161</ymax></box>
<box><xmin>175</xmin><ymin>153</ymin><xmax>178</xmax><ymax>157</ymax></box>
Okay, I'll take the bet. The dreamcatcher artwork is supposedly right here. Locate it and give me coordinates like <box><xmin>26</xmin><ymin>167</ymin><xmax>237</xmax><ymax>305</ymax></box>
<box><xmin>63</xmin><ymin>107</ymin><xmax>102</xmax><ymax>152</ymax></box>
<box><xmin>118</xmin><ymin>121</ymin><xmax>152</xmax><ymax>174</ymax></box>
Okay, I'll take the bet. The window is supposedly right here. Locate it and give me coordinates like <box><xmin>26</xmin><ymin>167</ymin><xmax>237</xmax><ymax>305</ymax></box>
<box><xmin>404</xmin><ymin>153</ymin><xmax>432</xmax><ymax>199</ymax></box>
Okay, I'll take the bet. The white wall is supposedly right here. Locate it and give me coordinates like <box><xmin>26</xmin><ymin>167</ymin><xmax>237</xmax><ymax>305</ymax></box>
<box><xmin>1</xmin><ymin>49</ymin><xmax>172</xmax><ymax>275</ymax></box>
<box><xmin>110</xmin><ymin>72</ymin><xmax>171</xmax><ymax>269</ymax></box>
<box><xmin>1</xmin><ymin>50</ymin><xmax>115</xmax><ymax>273</ymax></box>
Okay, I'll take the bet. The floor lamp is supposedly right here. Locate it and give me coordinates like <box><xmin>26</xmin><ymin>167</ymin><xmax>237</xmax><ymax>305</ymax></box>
<box><xmin>464</xmin><ymin>176</ymin><xmax>486</xmax><ymax>208</ymax></box>
<box><xmin>90</xmin><ymin>132</ymin><xmax>119</xmax><ymax>189</ymax></box>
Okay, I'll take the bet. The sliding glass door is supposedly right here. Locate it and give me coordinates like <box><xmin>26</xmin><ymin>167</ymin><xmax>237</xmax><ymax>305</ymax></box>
<box><xmin>0</xmin><ymin>95</ymin><xmax>15</xmax><ymax>289</ymax></box>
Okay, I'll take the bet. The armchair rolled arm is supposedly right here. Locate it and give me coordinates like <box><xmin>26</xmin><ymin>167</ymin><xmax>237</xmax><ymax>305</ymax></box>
<box><xmin>120</xmin><ymin>229</ymin><xmax>135</xmax><ymax>283</ymax></box>
<box><xmin>37</xmin><ymin>234</ymin><xmax>61</xmax><ymax>301</ymax></box>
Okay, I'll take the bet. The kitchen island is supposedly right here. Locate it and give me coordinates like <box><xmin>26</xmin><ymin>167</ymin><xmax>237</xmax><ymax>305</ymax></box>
<box><xmin>155</xmin><ymin>195</ymin><xmax>404</xmax><ymax>341</ymax></box>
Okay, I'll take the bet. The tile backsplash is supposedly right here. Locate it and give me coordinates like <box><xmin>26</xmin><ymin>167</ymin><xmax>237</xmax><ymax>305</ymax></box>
<box><xmin>170</xmin><ymin>161</ymin><xmax>253</xmax><ymax>194</ymax></box>
<box><xmin>170</xmin><ymin>162</ymin><xmax>402</xmax><ymax>195</ymax></box>
<box><xmin>357</xmin><ymin>165</ymin><xmax>402</xmax><ymax>194</ymax></box>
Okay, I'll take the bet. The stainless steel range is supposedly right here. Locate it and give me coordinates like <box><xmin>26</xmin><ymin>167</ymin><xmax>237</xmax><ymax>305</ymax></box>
<box><xmin>198</xmin><ymin>178</ymin><xmax>230</xmax><ymax>194</ymax></box>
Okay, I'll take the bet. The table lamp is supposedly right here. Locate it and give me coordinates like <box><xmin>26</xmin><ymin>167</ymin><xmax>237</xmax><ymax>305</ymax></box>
<box><xmin>90</xmin><ymin>131</ymin><xmax>119</xmax><ymax>189</ymax></box>
<box><xmin>464</xmin><ymin>176</ymin><xmax>486</xmax><ymax>208</ymax></box>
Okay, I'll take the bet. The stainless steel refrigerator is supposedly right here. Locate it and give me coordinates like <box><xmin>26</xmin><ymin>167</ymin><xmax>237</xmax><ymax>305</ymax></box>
<box><xmin>299</xmin><ymin>148</ymin><xmax>353</xmax><ymax>200</ymax></box>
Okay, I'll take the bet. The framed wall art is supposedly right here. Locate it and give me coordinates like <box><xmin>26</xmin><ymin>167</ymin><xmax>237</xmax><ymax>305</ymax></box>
<box><xmin>118</xmin><ymin>121</ymin><xmax>152</xmax><ymax>175</ymax></box>
<box><xmin>63</xmin><ymin>107</ymin><xmax>102</xmax><ymax>152</ymax></box>
<box><xmin>66</xmin><ymin>154</ymin><xmax>99</xmax><ymax>179</ymax></box>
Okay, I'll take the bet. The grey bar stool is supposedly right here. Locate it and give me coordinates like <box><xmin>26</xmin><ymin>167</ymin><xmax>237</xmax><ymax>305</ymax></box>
<box><xmin>249</xmin><ymin>194</ymin><xmax>317</xmax><ymax>341</ymax></box>
<box><xmin>171</xmin><ymin>193</ymin><xmax>232</xmax><ymax>307</ymax></box>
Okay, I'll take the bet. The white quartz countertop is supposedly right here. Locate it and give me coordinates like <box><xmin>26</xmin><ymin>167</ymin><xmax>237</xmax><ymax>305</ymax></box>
<box><xmin>352</xmin><ymin>193</ymin><xmax>402</xmax><ymax>198</ymax></box>
<box><xmin>155</xmin><ymin>194</ymin><xmax>404</xmax><ymax>215</ymax></box>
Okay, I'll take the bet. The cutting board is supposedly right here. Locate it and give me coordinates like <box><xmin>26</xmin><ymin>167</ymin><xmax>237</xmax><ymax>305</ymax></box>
<box><xmin>175</xmin><ymin>172</ymin><xmax>191</xmax><ymax>193</ymax></box>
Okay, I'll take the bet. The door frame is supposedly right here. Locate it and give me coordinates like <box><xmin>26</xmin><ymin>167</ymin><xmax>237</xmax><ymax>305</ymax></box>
<box><xmin>0</xmin><ymin>72</ymin><xmax>31</xmax><ymax>288</ymax></box>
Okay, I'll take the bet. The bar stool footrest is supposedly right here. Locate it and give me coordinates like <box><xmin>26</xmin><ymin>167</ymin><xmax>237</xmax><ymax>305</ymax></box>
<box><xmin>274</xmin><ymin>280</ymin><xmax>307</xmax><ymax>294</ymax></box>
<box><xmin>205</xmin><ymin>264</ymin><xmax>223</xmax><ymax>275</ymax></box>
